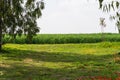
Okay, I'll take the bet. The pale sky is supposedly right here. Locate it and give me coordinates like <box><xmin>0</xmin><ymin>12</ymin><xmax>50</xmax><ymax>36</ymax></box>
<box><xmin>37</xmin><ymin>0</ymin><xmax>118</xmax><ymax>34</ymax></box>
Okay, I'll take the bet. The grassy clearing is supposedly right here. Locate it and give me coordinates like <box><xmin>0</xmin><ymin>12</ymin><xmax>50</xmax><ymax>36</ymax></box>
<box><xmin>3</xmin><ymin>33</ymin><xmax>120</xmax><ymax>44</ymax></box>
<box><xmin>0</xmin><ymin>42</ymin><xmax>120</xmax><ymax>80</ymax></box>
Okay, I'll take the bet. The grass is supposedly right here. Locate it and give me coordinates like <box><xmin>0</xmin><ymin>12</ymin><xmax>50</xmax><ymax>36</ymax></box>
<box><xmin>0</xmin><ymin>42</ymin><xmax>120</xmax><ymax>80</ymax></box>
<box><xmin>3</xmin><ymin>33</ymin><xmax>120</xmax><ymax>44</ymax></box>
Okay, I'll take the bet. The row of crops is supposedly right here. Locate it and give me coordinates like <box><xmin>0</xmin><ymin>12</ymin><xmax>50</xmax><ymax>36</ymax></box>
<box><xmin>3</xmin><ymin>33</ymin><xmax>120</xmax><ymax>44</ymax></box>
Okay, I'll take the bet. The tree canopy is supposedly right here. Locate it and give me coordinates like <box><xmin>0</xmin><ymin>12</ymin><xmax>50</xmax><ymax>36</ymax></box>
<box><xmin>0</xmin><ymin>0</ymin><xmax>44</xmax><ymax>50</ymax></box>
<box><xmin>98</xmin><ymin>0</ymin><xmax>120</xmax><ymax>33</ymax></box>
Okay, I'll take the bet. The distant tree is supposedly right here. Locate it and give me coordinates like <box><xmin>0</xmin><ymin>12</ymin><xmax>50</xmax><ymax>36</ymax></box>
<box><xmin>98</xmin><ymin>0</ymin><xmax>120</xmax><ymax>33</ymax></box>
<box><xmin>99</xmin><ymin>17</ymin><xmax>106</xmax><ymax>41</ymax></box>
<box><xmin>0</xmin><ymin>0</ymin><xmax>44</xmax><ymax>51</ymax></box>
<box><xmin>100</xmin><ymin>17</ymin><xmax>106</xmax><ymax>33</ymax></box>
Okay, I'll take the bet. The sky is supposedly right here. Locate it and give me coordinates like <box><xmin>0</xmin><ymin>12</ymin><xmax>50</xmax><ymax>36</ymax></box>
<box><xmin>37</xmin><ymin>0</ymin><xmax>118</xmax><ymax>34</ymax></box>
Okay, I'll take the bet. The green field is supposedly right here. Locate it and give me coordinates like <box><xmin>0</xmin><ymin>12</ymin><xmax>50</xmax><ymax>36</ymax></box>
<box><xmin>0</xmin><ymin>42</ymin><xmax>120</xmax><ymax>80</ymax></box>
<box><xmin>3</xmin><ymin>33</ymin><xmax>120</xmax><ymax>44</ymax></box>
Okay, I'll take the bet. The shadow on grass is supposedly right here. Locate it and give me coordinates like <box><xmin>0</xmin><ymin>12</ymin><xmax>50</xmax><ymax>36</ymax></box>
<box><xmin>0</xmin><ymin>49</ymin><xmax>119</xmax><ymax>80</ymax></box>
<box><xmin>1</xmin><ymin>48</ymin><xmax>114</xmax><ymax>63</ymax></box>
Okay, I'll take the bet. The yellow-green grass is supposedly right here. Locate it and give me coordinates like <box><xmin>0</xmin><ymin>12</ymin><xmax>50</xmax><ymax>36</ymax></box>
<box><xmin>0</xmin><ymin>42</ymin><xmax>120</xmax><ymax>80</ymax></box>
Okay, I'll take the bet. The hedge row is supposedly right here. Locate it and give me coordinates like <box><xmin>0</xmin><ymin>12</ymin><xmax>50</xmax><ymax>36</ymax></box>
<box><xmin>3</xmin><ymin>33</ymin><xmax>120</xmax><ymax>44</ymax></box>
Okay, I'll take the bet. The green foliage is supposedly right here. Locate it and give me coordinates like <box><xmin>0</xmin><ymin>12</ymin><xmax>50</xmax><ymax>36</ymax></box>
<box><xmin>99</xmin><ymin>1</ymin><xmax>120</xmax><ymax>12</ymax></box>
<box><xmin>99</xmin><ymin>0</ymin><xmax>104</xmax><ymax>8</ymax></box>
<box><xmin>98</xmin><ymin>0</ymin><xmax>120</xmax><ymax>33</ymax></box>
<box><xmin>0</xmin><ymin>0</ymin><xmax>44</xmax><ymax>50</ymax></box>
<box><xmin>2</xmin><ymin>33</ymin><xmax>120</xmax><ymax>44</ymax></box>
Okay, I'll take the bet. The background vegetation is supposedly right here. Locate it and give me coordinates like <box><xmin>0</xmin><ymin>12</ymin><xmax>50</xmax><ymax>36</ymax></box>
<box><xmin>3</xmin><ymin>33</ymin><xmax>120</xmax><ymax>44</ymax></box>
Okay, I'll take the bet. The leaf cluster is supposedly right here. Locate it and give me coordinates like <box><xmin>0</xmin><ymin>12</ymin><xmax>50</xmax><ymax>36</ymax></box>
<box><xmin>98</xmin><ymin>0</ymin><xmax>120</xmax><ymax>33</ymax></box>
<box><xmin>0</xmin><ymin>0</ymin><xmax>44</xmax><ymax>43</ymax></box>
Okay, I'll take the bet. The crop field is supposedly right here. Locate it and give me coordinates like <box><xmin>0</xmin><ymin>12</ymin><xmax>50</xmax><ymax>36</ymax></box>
<box><xmin>0</xmin><ymin>42</ymin><xmax>120</xmax><ymax>80</ymax></box>
<box><xmin>3</xmin><ymin>33</ymin><xmax>120</xmax><ymax>44</ymax></box>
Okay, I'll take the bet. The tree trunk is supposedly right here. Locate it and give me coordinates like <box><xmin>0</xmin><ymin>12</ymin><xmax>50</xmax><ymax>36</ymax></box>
<box><xmin>0</xmin><ymin>18</ymin><xmax>2</xmax><ymax>51</ymax></box>
<box><xmin>118</xmin><ymin>26</ymin><xmax>120</xmax><ymax>34</ymax></box>
<box><xmin>118</xmin><ymin>29</ymin><xmax>120</xmax><ymax>34</ymax></box>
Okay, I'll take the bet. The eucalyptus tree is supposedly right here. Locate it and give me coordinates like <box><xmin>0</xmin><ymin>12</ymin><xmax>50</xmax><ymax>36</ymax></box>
<box><xmin>98</xmin><ymin>0</ymin><xmax>120</xmax><ymax>33</ymax></box>
<box><xmin>0</xmin><ymin>0</ymin><xmax>44</xmax><ymax>51</ymax></box>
